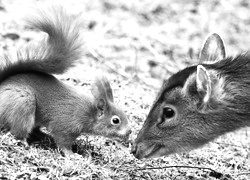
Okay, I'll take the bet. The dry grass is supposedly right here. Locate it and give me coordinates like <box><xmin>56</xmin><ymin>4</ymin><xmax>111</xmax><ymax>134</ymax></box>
<box><xmin>0</xmin><ymin>0</ymin><xmax>250</xmax><ymax>179</ymax></box>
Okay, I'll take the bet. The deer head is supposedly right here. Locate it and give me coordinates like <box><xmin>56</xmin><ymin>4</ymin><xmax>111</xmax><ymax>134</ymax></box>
<box><xmin>131</xmin><ymin>33</ymin><xmax>235</xmax><ymax>159</ymax></box>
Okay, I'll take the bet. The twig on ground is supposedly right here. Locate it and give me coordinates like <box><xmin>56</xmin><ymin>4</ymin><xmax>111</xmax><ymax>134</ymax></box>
<box><xmin>87</xmin><ymin>45</ymin><xmax>159</xmax><ymax>90</ymax></box>
<box><xmin>134</xmin><ymin>165</ymin><xmax>227</xmax><ymax>179</ymax></box>
<box><xmin>234</xmin><ymin>172</ymin><xmax>250</xmax><ymax>176</ymax></box>
<box><xmin>138</xmin><ymin>36</ymin><xmax>177</xmax><ymax>74</ymax></box>
<box><xmin>214</xmin><ymin>142</ymin><xmax>250</xmax><ymax>149</ymax></box>
<box><xmin>87</xmin><ymin>46</ymin><xmax>129</xmax><ymax>79</ymax></box>
<box><xmin>135</xmin><ymin>165</ymin><xmax>219</xmax><ymax>173</ymax></box>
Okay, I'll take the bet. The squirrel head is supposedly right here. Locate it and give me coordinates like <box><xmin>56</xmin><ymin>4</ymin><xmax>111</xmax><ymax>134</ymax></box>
<box><xmin>91</xmin><ymin>76</ymin><xmax>131</xmax><ymax>145</ymax></box>
<box><xmin>132</xmin><ymin>33</ymin><xmax>235</xmax><ymax>159</ymax></box>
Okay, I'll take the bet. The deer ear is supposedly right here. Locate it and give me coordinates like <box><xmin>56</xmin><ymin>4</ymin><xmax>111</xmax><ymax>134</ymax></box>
<box><xmin>199</xmin><ymin>33</ymin><xmax>226</xmax><ymax>63</ymax></box>
<box><xmin>196</xmin><ymin>65</ymin><xmax>211</xmax><ymax>103</ymax></box>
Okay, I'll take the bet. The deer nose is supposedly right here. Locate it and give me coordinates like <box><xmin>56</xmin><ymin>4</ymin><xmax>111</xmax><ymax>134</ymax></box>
<box><xmin>127</xmin><ymin>129</ymin><xmax>132</xmax><ymax>135</ymax></box>
<box><xmin>131</xmin><ymin>141</ymin><xmax>138</xmax><ymax>155</ymax></box>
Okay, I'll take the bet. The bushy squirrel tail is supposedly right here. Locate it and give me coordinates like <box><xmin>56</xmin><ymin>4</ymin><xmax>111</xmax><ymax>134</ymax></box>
<box><xmin>0</xmin><ymin>6</ymin><xmax>84</xmax><ymax>81</ymax></box>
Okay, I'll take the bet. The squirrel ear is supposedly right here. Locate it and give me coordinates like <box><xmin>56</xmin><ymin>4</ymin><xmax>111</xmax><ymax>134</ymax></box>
<box><xmin>96</xmin><ymin>98</ymin><xmax>106</xmax><ymax>111</ymax></box>
<box><xmin>199</xmin><ymin>33</ymin><xmax>226</xmax><ymax>63</ymax></box>
<box><xmin>196</xmin><ymin>65</ymin><xmax>211</xmax><ymax>103</ymax></box>
<box><xmin>91</xmin><ymin>83</ymin><xmax>107</xmax><ymax>112</ymax></box>
<box><xmin>98</xmin><ymin>76</ymin><xmax>114</xmax><ymax>102</ymax></box>
<box><xmin>91</xmin><ymin>76</ymin><xmax>114</xmax><ymax>112</ymax></box>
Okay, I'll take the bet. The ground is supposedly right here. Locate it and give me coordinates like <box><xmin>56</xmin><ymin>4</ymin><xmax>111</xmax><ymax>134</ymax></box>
<box><xmin>0</xmin><ymin>0</ymin><xmax>250</xmax><ymax>179</ymax></box>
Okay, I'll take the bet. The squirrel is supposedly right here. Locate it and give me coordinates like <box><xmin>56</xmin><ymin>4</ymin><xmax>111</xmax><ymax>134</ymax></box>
<box><xmin>0</xmin><ymin>6</ymin><xmax>131</xmax><ymax>154</ymax></box>
<box><xmin>131</xmin><ymin>33</ymin><xmax>250</xmax><ymax>159</ymax></box>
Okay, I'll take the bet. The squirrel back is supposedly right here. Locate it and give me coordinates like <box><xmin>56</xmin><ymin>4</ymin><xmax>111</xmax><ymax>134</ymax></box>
<box><xmin>132</xmin><ymin>33</ymin><xmax>250</xmax><ymax>159</ymax></box>
<box><xmin>0</xmin><ymin>6</ymin><xmax>131</xmax><ymax>154</ymax></box>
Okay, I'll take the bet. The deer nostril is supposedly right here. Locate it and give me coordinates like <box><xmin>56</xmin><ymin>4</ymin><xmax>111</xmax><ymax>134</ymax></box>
<box><xmin>127</xmin><ymin>130</ymin><xmax>132</xmax><ymax>135</ymax></box>
<box><xmin>131</xmin><ymin>142</ymin><xmax>137</xmax><ymax>155</ymax></box>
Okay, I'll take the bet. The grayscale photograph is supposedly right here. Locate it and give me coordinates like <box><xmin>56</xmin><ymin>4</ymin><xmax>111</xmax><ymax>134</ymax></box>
<box><xmin>0</xmin><ymin>0</ymin><xmax>249</xmax><ymax>179</ymax></box>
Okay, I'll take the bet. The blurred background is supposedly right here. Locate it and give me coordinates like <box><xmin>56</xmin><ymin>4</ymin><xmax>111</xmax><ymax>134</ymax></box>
<box><xmin>1</xmin><ymin>0</ymin><xmax>250</xmax><ymax>88</ymax></box>
<box><xmin>0</xmin><ymin>0</ymin><xmax>249</xmax><ymax>179</ymax></box>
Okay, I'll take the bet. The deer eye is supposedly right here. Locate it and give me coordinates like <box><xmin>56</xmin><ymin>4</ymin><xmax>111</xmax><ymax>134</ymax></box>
<box><xmin>111</xmin><ymin>115</ymin><xmax>121</xmax><ymax>125</ymax></box>
<box><xmin>160</xmin><ymin>105</ymin><xmax>176</xmax><ymax>123</ymax></box>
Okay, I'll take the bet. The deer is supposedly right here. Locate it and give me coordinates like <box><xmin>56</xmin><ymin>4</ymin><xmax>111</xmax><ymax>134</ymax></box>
<box><xmin>131</xmin><ymin>33</ymin><xmax>250</xmax><ymax>159</ymax></box>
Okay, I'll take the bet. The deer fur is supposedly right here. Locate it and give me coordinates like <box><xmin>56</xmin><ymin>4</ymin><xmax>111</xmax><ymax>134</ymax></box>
<box><xmin>132</xmin><ymin>33</ymin><xmax>250</xmax><ymax>159</ymax></box>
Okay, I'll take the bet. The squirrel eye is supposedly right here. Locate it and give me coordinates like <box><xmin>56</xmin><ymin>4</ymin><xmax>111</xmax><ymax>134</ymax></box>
<box><xmin>160</xmin><ymin>106</ymin><xmax>176</xmax><ymax>123</ymax></box>
<box><xmin>111</xmin><ymin>115</ymin><xmax>121</xmax><ymax>125</ymax></box>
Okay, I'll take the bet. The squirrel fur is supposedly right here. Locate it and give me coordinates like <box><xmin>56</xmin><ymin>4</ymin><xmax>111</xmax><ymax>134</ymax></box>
<box><xmin>0</xmin><ymin>6</ymin><xmax>131</xmax><ymax>153</ymax></box>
